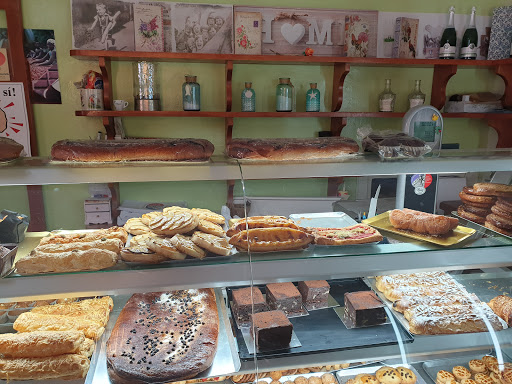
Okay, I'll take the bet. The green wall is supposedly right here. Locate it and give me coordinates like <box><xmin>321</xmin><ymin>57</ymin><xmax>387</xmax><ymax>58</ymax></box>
<box><xmin>0</xmin><ymin>0</ymin><xmax>507</xmax><ymax>230</ymax></box>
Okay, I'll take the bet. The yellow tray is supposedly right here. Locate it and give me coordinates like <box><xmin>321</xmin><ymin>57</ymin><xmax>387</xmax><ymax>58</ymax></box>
<box><xmin>363</xmin><ymin>211</ymin><xmax>476</xmax><ymax>246</ymax></box>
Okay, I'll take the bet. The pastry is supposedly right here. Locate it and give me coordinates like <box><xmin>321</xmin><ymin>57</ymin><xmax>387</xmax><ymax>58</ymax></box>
<box><xmin>491</xmin><ymin>204</ymin><xmax>512</xmax><ymax>219</ymax></box>
<box><xmin>344</xmin><ymin>291</ymin><xmax>386</xmax><ymax>327</ymax></box>
<box><xmin>497</xmin><ymin>198</ymin><xmax>512</xmax><ymax>211</ymax></box>
<box><xmin>232</xmin><ymin>287</ymin><xmax>267</xmax><ymax>323</ymax></box>
<box><xmin>489</xmin><ymin>372</ymin><xmax>502</xmax><ymax>384</ymax></box>
<box><xmin>457</xmin><ymin>205</ymin><xmax>486</xmax><ymax>224</ymax></box>
<box><xmin>0</xmin><ymin>330</ymin><xmax>86</xmax><ymax>358</ymax></box>
<box><xmin>0</xmin><ymin>354</ymin><xmax>90</xmax><ymax>380</ymax></box>
<box><xmin>472</xmin><ymin>183</ymin><xmax>512</xmax><ymax>197</ymax></box>
<box><xmin>171</xmin><ymin>234</ymin><xmax>206</xmax><ymax>259</ymax></box>
<box><xmin>437</xmin><ymin>370</ymin><xmax>456</xmax><ymax>384</ymax></box>
<box><xmin>271</xmin><ymin>381</ymin><xmax>281</xmax><ymax>384</ymax></box>
<box><xmin>266</xmin><ymin>282</ymin><xmax>303</xmax><ymax>315</ymax></box>
<box><xmin>309</xmin><ymin>377</ymin><xmax>323</xmax><ymax>384</ymax></box>
<box><xmin>120</xmin><ymin>234</ymin><xmax>168</xmax><ymax>264</ymax></box>
<box><xmin>489</xmin><ymin>295</ymin><xmax>512</xmax><ymax>326</ymax></box>
<box><xmin>251</xmin><ymin>310</ymin><xmax>293</xmax><ymax>350</ymax></box>
<box><xmin>123</xmin><ymin>217</ymin><xmax>151</xmax><ymax>235</ymax></box>
<box><xmin>197</xmin><ymin>220</ymin><xmax>226</xmax><ymax>237</ymax></box>
<box><xmin>227</xmin><ymin>137</ymin><xmax>359</xmax><ymax>161</ymax></box>
<box><xmin>270</xmin><ymin>371</ymin><xmax>283</xmax><ymax>380</ymax></box>
<box><xmin>389</xmin><ymin>209</ymin><xmax>459</xmax><ymax>236</ymax></box>
<box><xmin>107</xmin><ymin>289</ymin><xmax>219</xmax><ymax>383</ymax></box>
<box><xmin>295</xmin><ymin>377</ymin><xmax>308</xmax><ymax>384</ymax></box>
<box><xmin>500</xmin><ymin>363</ymin><xmax>512</xmax><ymax>384</ymax></box>
<box><xmin>375</xmin><ymin>367</ymin><xmax>401</xmax><ymax>384</ymax></box>
<box><xmin>470</xmin><ymin>360</ymin><xmax>488</xmax><ymax>374</ymax></box>
<box><xmin>80</xmin><ymin>337</ymin><xmax>96</xmax><ymax>358</ymax></box>
<box><xmin>487</xmin><ymin>214</ymin><xmax>512</xmax><ymax>230</ymax></box>
<box><xmin>149</xmin><ymin>211</ymin><xmax>199</xmax><ymax>236</ymax></box>
<box><xmin>190</xmin><ymin>208</ymin><xmax>225</xmax><ymax>225</ymax></box>
<box><xmin>146</xmin><ymin>236</ymin><xmax>187</xmax><ymax>260</ymax></box>
<box><xmin>39</xmin><ymin>226</ymin><xmax>128</xmax><ymax>246</ymax></box>
<box><xmin>463</xmin><ymin>204</ymin><xmax>493</xmax><ymax>216</ymax></box>
<box><xmin>484</xmin><ymin>221</ymin><xmax>512</xmax><ymax>237</ymax></box>
<box><xmin>462</xmin><ymin>380</ymin><xmax>477</xmax><ymax>384</ymax></box>
<box><xmin>51</xmin><ymin>138</ymin><xmax>215</xmax><ymax>162</ymax></box>
<box><xmin>0</xmin><ymin>137</ymin><xmax>24</xmax><ymax>161</ymax></box>
<box><xmin>141</xmin><ymin>211</ymin><xmax>162</xmax><ymax>226</ymax></box>
<box><xmin>34</xmin><ymin>238</ymin><xmax>124</xmax><ymax>255</ymax></box>
<box><xmin>356</xmin><ymin>374</ymin><xmax>379</xmax><ymax>384</ymax></box>
<box><xmin>475</xmin><ymin>373</ymin><xmax>493</xmax><ymax>384</ymax></box>
<box><xmin>459</xmin><ymin>191</ymin><xmax>497</xmax><ymax>205</ymax></box>
<box><xmin>483</xmin><ymin>356</ymin><xmax>499</xmax><ymax>374</ymax></box>
<box><xmin>393</xmin><ymin>292</ymin><xmax>478</xmax><ymax>313</ymax></box>
<box><xmin>285</xmin><ymin>381</ymin><xmax>295</xmax><ymax>384</ymax></box>
<box><xmin>297</xmin><ymin>280</ymin><xmax>330</xmax><ymax>309</ymax></box>
<box><xmin>396</xmin><ymin>367</ymin><xmax>416</xmax><ymax>384</ymax></box>
<box><xmin>310</xmin><ymin>224</ymin><xmax>383</xmax><ymax>245</ymax></box>
<box><xmin>322</xmin><ymin>373</ymin><xmax>337</xmax><ymax>384</ymax></box>
<box><xmin>191</xmin><ymin>231</ymin><xmax>231</xmax><ymax>256</ymax></box>
<box><xmin>16</xmin><ymin>248</ymin><xmax>118</xmax><ymax>275</ymax></box>
<box><xmin>229</xmin><ymin>227</ymin><xmax>314</xmax><ymax>252</ymax></box>
<box><xmin>453</xmin><ymin>366</ymin><xmax>471</xmax><ymax>380</ymax></box>
<box><xmin>227</xmin><ymin>216</ymin><xmax>301</xmax><ymax>237</ymax></box>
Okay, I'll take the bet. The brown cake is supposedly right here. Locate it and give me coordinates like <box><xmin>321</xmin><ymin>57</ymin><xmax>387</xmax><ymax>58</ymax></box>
<box><xmin>344</xmin><ymin>291</ymin><xmax>386</xmax><ymax>327</ymax></box>
<box><xmin>251</xmin><ymin>310</ymin><xmax>293</xmax><ymax>350</ymax></box>
<box><xmin>106</xmin><ymin>289</ymin><xmax>219</xmax><ymax>383</ymax></box>
<box><xmin>232</xmin><ymin>287</ymin><xmax>267</xmax><ymax>323</ymax></box>
<box><xmin>266</xmin><ymin>282</ymin><xmax>302</xmax><ymax>315</ymax></box>
<box><xmin>297</xmin><ymin>280</ymin><xmax>330</xmax><ymax>309</ymax></box>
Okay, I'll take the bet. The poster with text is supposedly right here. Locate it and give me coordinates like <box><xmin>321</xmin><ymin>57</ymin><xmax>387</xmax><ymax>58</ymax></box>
<box><xmin>0</xmin><ymin>83</ymin><xmax>31</xmax><ymax>157</ymax></box>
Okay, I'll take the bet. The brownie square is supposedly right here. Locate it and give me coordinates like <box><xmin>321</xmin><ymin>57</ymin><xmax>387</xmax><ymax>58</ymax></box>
<box><xmin>297</xmin><ymin>280</ymin><xmax>330</xmax><ymax>308</ymax></box>
<box><xmin>265</xmin><ymin>282</ymin><xmax>302</xmax><ymax>315</ymax></box>
<box><xmin>232</xmin><ymin>287</ymin><xmax>267</xmax><ymax>323</ymax></box>
<box><xmin>251</xmin><ymin>310</ymin><xmax>293</xmax><ymax>350</ymax></box>
<box><xmin>344</xmin><ymin>291</ymin><xmax>386</xmax><ymax>327</ymax></box>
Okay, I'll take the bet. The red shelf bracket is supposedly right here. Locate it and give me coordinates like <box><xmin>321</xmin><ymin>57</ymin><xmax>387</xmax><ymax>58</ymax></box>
<box><xmin>99</xmin><ymin>57</ymin><xmax>116</xmax><ymax>139</ymax></box>
<box><xmin>488</xmin><ymin>119</ymin><xmax>512</xmax><ymax>148</ymax></box>
<box><xmin>330</xmin><ymin>117</ymin><xmax>348</xmax><ymax>136</ymax></box>
<box><xmin>495</xmin><ymin>63</ymin><xmax>512</xmax><ymax>109</ymax></box>
<box><xmin>225</xmin><ymin>117</ymin><xmax>234</xmax><ymax>146</ymax></box>
<box><xmin>431</xmin><ymin>64</ymin><xmax>457</xmax><ymax>110</ymax></box>
<box><xmin>331</xmin><ymin>63</ymin><xmax>350</xmax><ymax>112</ymax></box>
<box><xmin>226</xmin><ymin>60</ymin><xmax>233</xmax><ymax>112</ymax></box>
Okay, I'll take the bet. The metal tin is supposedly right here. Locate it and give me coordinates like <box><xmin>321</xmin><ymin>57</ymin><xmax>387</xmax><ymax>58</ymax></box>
<box><xmin>134</xmin><ymin>98</ymin><xmax>160</xmax><ymax>111</ymax></box>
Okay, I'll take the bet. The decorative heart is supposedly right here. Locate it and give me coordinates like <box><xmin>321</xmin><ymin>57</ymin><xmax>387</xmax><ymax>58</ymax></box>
<box><xmin>280</xmin><ymin>23</ymin><xmax>306</xmax><ymax>45</ymax></box>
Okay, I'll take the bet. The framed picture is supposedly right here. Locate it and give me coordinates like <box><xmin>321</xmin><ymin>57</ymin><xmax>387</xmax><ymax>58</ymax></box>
<box><xmin>134</xmin><ymin>3</ymin><xmax>164</xmax><ymax>52</ymax></box>
<box><xmin>234</xmin><ymin>11</ymin><xmax>262</xmax><ymax>55</ymax></box>
<box><xmin>0</xmin><ymin>83</ymin><xmax>31</xmax><ymax>156</ymax></box>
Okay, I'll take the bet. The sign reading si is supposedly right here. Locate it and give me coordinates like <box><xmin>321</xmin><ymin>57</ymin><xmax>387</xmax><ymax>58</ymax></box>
<box><xmin>234</xmin><ymin>6</ymin><xmax>378</xmax><ymax>56</ymax></box>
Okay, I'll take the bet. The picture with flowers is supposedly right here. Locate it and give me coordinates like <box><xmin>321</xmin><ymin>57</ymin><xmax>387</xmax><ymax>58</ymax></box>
<box><xmin>344</xmin><ymin>15</ymin><xmax>370</xmax><ymax>57</ymax></box>
<box><xmin>134</xmin><ymin>4</ymin><xmax>164</xmax><ymax>52</ymax></box>
<box><xmin>234</xmin><ymin>12</ymin><xmax>261</xmax><ymax>54</ymax></box>
<box><xmin>236</xmin><ymin>25</ymin><xmax>256</xmax><ymax>50</ymax></box>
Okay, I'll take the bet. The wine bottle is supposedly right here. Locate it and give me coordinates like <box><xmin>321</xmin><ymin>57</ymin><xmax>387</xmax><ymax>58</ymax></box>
<box><xmin>439</xmin><ymin>6</ymin><xmax>457</xmax><ymax>59</ymax></box>
<box><xmin>379</xmin><ymin>79</ymin><xmax>396</xmax><ymax>112</ymax></box>
<box><xmin>460</xmin><ymin>7</ymin><xmax>478</xmax><ymax>60</ymax></box>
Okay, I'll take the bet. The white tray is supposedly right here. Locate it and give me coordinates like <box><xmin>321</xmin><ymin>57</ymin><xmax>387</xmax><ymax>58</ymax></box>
<box><xmin>289</xmin><ymin>212</ymin><xmax>357</xmax><ymax>228</ymax></box>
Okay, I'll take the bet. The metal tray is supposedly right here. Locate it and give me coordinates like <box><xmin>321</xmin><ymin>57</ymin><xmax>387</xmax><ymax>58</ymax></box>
<box><xmin>289</xmin><ymin>212</ymin><xmax>357</xmax><ymax>229</ymax></box>
<box><xmin>0</xmin><ymin>243</ymin><xmax>17</xmax><ymax>278</ymax></box>
<box><xmin>363</xmin><ymin>211</ymin><xmax>476</xmax><ymax>246</ymax></box>
<box><xmin>336</xmin><ymin>364</ymin><xmax>427</xmax><ymax>384</ymax></box>
<box><xmin>452</xmin><ymin>211</ymin><xmax>512</xmax><ymax>240</ymax></box>
<box><xmin>86</xmin><ymin>289</ymin><xmax>240</xmax><ymax>384</ymax></box>
<box><xmin>250</xmin><ymin>371</ymin><xmax>343</xmax><ymax>384</ymax></box>
<box><xmin>422</xmin><ymin>353</ymin><xmax>510</xmax><ymax>383</ymax></box>
<box><xmin>227</xmin><ymin>279</ymin><xmax>413</xmax><ymax>361</ymax></box>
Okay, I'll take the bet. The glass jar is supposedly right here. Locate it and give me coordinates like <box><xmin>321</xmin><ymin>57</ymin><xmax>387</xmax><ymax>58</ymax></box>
<box><xmin>276</xmin><ymin>78</ymin><xmax>292</xmax><ymax>112</ymax></box>
<box><xmin>182</xmin><ymin>75</ymin><xmax>200</xmax><ymax>111</ymax></box>
<box><xmin>241</xmin><ymin>82</ymin><xmax>255</xmax><ymax>112</ymax></box>
<box><xmin>133</xmin><ymin>61</ymin><xmax>160</xmax><ymax>111</ymax></box>
<box><xmin>408</xmin><ymin>80</ymin><xmax>426</xmax><ymax>109</ymax></box>
<box><xmin>306</xmin><ymin>83</ymin><xmax>321</xmax><ymax>112</ymax></box>
<box><xmin>378</xmin><ymin>79</ymin><xmax>396</xmax><ymax>112</ymax></box>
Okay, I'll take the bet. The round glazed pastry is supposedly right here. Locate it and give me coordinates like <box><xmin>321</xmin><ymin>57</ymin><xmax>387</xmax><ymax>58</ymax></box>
<box><xmin>295</xmin><ymin>376</ymin><xmax>308</xmax><ymax>384</ymax></box>
<box><xmin>463</xmin><ymin>186</ymin><xmax>478</xmax><ymax>195</ymax></box>
<box><xmin>308</xmin><ymin>377</ymin><xmax>323</xmax><ymax>384</ymax></box>
<box><xmin>322</xmin><ymin>373</ymin><xmax>336</xmax><ymax>384</ymax></box>
<box><xmin>463</xmin><ymin>204</ymin><xmax>492</xmax><ymax>216</ymax></box>
<box><xmin>270</xmin><ymin>371</ymin><xmax>283</xmax><ymax>380</ymax></box>
<box><xmin>492</xmin><ymin>204</ymin><xmax>512</xmax><ymax>219</ymax></box>
<box><xmin>356</xmin><ymin>374</ymin><xmax>379</xmax><ymax>384</ymax></box>
<box><xmin>376</xmin><ymin>367</ymin><xmax>402</xmax><ymax>384</ymax></box>
<box><xmin>474</xmin><ymin>373</ymin><xmax>493</xmax><ymax>384</ymax></box>
<box><xmin>310</xmin><ymin>367</ymin><xmax>323</xmax><ymax>373</ymax></box>
<box><xmin>461</xmin><ymin>379</ymin><xmax>477</xmax><ymax>384</ymax></box>
<box><xmin>457</xmin><ymin>205</ymin><xmax>486</xmax><ymax>224</ymax></box>
<box><xmin>453</xmin><ymin>366</ymin><xmax>472</xmax><ymax>380</ymax></box>
<box><xmin>483</xmin><ymin>356</ymin><xmax>499</xmax><ymax>374</ymax></box>
<box><xmin>487</xmin><ymin>213</ymin><xmax>512</xmax><ymax>230</ymax></box>
<box><xmin>459</xmin><ymin>191</ymin><xmax>497</xmax><ymax>206</ymax></box>
<box><xmin>485</xmin><ymin>221</ymin><xmax>512</xmax><ymax>237</ymax></box>
<box><xmin>299</xmin><ymin>369</ymin><xmax>311</xmax><ymax>374</ymax></box>
<box><xmin>470</xmin><ymin>360</ymin><xmax>488</xmax><ymax>374</ymax></box>
<box><xmin>284</xmin><ymin>370</ymin><xmax>298</xmax><ymax>376</ymax></box>
<box><xmin>270</xmin><ymin>381</ymin><xmax>281</xmax><ymax>384</ymax></box>
<box><xmin>497</xmin><ymin>198</ymin><xmax>512</xmax><ymax>211</ymax></box>
<box><xmin>396</xmin><ymin>367</ymin><xmax>416</xmax><ymax>384</ymax></box>
<box><xmin>500</xmin><ymin>363</ymin><xmax>512</xmax><ymax>384</ymax></box>
<box><xmin>437</xmin><ymin>370</ymin><xmax>456</xmax><ymax>384</ymax></box>
<box><xmin>489</xmin><ymin>372</ymin><xmax>501</xmax><ymax>384</ymax></box>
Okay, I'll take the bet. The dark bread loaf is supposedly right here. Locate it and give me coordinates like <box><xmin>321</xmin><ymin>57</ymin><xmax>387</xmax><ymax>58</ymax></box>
<box><xmin>107</xmin><ymin>289</ymin><xmax>219</xmax><ymax>383</ymax></box>
<box><xmin>226</xmin><ymin>137</ymin><xmax>359</xmax><ymax>161</ymax></box>
<box><xmin>0</xmin><ymin>137</ymin><xmax>24</xmax><ymax>161</ymax></box>
<box><xmin>51</xmin><ymin>139</ymin><xmax>214</xmax><ymax>162</ymax></box>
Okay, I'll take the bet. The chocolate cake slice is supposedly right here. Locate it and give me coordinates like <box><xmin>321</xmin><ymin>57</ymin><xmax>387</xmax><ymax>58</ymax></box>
<box><xmin>297</xmin><ymin>280</ymin><xmax>330</xmax><ymax>309</ymax></box>
<box><xmin>251</xmin><ymin>310</ymin><xmax>293</xmax><ymax>350</ymax></box>
<box><xmin>344</xmin><ymin>291</ymin><xmax>386</xmax><ymax>327</ymax></box>
<box><xmin>232</xmin><ymin>287</ymin><xmax>267</xmax><ymax>323</ymax></box>
<box><xmin>265</xmin><ymin>282</ymin><xmax>302</xmax><ymax>315</ymax></box>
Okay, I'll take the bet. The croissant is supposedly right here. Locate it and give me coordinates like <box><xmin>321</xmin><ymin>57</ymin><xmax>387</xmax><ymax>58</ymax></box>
<box><xmin>0</xmin><ymin>354</ymin><xmax>89</xmax><ymax>380</ymax></box>
<box><xmin>488</xmin><ymin>295</ymin><xmax>512</xmax><ymax>326</ymax></box>
<box><xmin>0</xmin><ymin>331</ymin><xmax>85</xmax><ymax>358</ymax></box>
<box><xmin>389</xmin><ymin>209</ymin><xmax>459</xmax><ymax>235</ymax></box>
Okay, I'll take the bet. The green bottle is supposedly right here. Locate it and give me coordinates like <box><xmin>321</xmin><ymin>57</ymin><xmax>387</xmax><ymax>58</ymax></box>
<box><xmin>460</xmin><ymin>7</ymin><xmax>478</xmax><ymax>60</ymax></box>
<box><xmin>306</xmin><ymin>83</ymin><xmax>320</xmax><ymax>112</ymax></box>
<box><xmin>439</xmin><ymin>6</ymin><xmax>457</xmax><ymax>59</ymax></box>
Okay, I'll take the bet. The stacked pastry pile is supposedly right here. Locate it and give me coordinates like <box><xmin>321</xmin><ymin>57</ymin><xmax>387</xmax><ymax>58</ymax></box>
<box><xmin>227</xmin><ymin>216</ymin><xmax>314</xmax><ymax>252</ymax></box>
<box><xmin>0</xmin><ymin>296</ymin><xmax>112</xmax><ymax>381</ymax></box>
<box><xmin>122</xmin><ymin>207</ymin><xmax>230</xmax><ymax>263</ymax></box>
<box><xmin>15</xmin><ymin>227</ymin><xmax>127</xmax><ymax>275</ymax></box>
<box><xmin>345</xmin><ymin>366</ymin><xmax>417</xmax><ymax>384</ymax></box>
<box><xmin>231</xmin><ymin>366</ymin><xmax>351</xmax><ymax>384</ymax></box>
<box><xmin>435</xmin><ymin>355</ymin><xmax>512</xmax><ymax>384</ymax></box>
<box><xmin>375</xmin><ymin>272</ymin><xmax>507</xmax><ymax>335</ymax></box>
<box><xmin>458</xmin><ymin>183</ymin><xmax>512</xmax><ymax>236</ymax></box>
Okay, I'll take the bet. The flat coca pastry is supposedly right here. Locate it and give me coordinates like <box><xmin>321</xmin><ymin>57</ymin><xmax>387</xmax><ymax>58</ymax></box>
<box><xmin>310</xmin><ymin>224</ymin><xmax>383</xmax><ymax>245</ymax></box>
<box><xmin>459</xmin><ymin>191</ymin><xmax>497</xmax><ymax>205</ymax></box>
<box><xmin>457</xmin><ymin>205</ymin><xmax>486</xmax><ymax>225</ymax></box>
<box><xmin>51</xmin><ymin>139</ymin><xmax>214</xmax><ymax>162</ymax></box>
<box><xmin>472</xmin><ymin>183</ymin><xmax>512</xmax><ymax>197</ymax></box>
<box><xmin>462</xmin><ymin>204</ymin><xmax>491</xmax><ymax>216</ymax></box>
<box><xmin>486</xmin><ymin>214</ymin><xmax>512</xmax><ymax>230</ymax></box>
<box><xmin>107</xmin><ymin>289</ymin><xmax>219</xmax><ymax>383</ymax></box>
<box><xmin>0</xmin><ymin>137</ymin><xmax>24</xmax><ymax>161</ymax></box>
<box><xmin>485</xmin><ymin>221</ymin><xmax>512</xmax><ymax>237</ymax></box>
<box><xmin>226</xmin><ymin>137</ymin><xmax>359</xmax><ymax>161</ymax></box>
<box><xmin>492</xmin><ymin>204</ymin><xmax>512</xmax><ymax>218</ymax></box>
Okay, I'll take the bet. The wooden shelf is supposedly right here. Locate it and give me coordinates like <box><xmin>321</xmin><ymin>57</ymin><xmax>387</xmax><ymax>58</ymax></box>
<box><xmin>70</xmin><ymin>49</ymin><xmax>512</xmax><ymax>67</ymax></box>
<box><xmin>75</xmin><ymin>110</ymin><xmax>512</xmax><ymax>119</ymax></box>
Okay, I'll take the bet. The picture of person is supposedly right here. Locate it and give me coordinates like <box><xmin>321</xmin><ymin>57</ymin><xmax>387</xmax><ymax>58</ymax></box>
<box><xmin>88</xmin><ymin>3</ymin><xmax>120</xmax><ymax>50</ymax></box>
<box><xmin>31</xmin><ymin>39</ymin><xmax>57</xmax><ymax>66</ymax></box>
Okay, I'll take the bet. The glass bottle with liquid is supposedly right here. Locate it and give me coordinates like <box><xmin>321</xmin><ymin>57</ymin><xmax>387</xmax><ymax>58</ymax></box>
<box><xmin>182</xmin><ymin>75</ymin><xmax>200</xmax><ymax>111</ymax></box>
<box><xmin>378</xmin><ymin>79</ymin><xmax>396</xmax><ymax>112</ymax></box>
<box><xmin>439</xmin><ymin>6</ymin><xmax>457</xmax><ymax>59</ymax></box>
<box><xmin>276</xmin><ymin>78</ymin><xmax>293</xmax><ymax>112</ymax></box>
<box><xmin>408</xmin><ymin>80</ymin><xmax>426</xmax><ymax>109</ymax></box>
<box><xmin>460</xmin><ymin>7</ymin><xmax>478</xmax><ymax>60</ymax></box>
<box><xmin>306</xmin><ymin>83</ymin><xmax>321</xmax><ymax>112</ymax></box>
<box><xmin>241</xmin><ymin>82</ymin><xmax>255</xmax><ymax>112</ymax></box>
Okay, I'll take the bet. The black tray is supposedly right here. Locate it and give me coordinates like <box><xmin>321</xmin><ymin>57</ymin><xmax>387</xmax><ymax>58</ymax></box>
<box><xmin>226</xmin><ymin>278</ymin><xmax>413</xmax><ymax>361</ymax></box>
